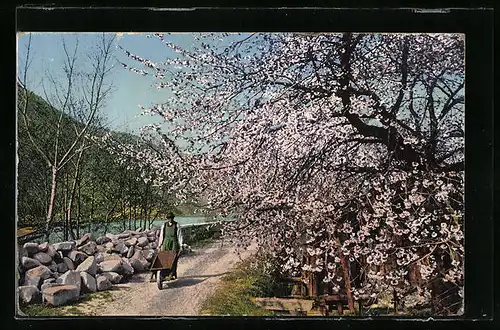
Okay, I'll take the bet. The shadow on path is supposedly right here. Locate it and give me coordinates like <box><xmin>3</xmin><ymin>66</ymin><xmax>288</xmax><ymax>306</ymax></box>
<box><xmin>165</xmin><ymin>278</ymin><xmax>205</xmax><ymax>288</ymax></box>
<box><xmin>181</xmin><ymin>272</ymin><xmax>230</xmax><ymax>279</ymax></box>
<box><xmin>164</xmin><ymin>272</ymin><xmax>230</xmax><ymax>288</ymax></box>
<box><xmin>128</xmin><ymin>274</ymin><xmax>151</xmax><ymax>283</ymax></box>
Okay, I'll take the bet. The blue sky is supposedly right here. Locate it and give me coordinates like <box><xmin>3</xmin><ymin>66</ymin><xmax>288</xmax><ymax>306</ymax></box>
<box><xmin>16</xmin><ymin>32</ymin><xmax>244</xmax><ymax>134</ymax></box>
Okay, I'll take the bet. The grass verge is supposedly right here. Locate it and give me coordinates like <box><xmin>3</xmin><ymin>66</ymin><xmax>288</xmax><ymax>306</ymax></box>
<box><xmin>20</xmin><ymin>290</ymin><xmax>114</xmax><ymax>317</ymax></box>
<box><xmin>200</xmin><ymin>256</ymin><xmax>278</xmax><ymax>316</ymax></box>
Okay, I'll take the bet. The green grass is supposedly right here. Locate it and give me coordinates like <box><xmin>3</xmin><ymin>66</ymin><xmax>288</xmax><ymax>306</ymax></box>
<box><xmin>20</xmin><ymin>303</ymin><xmax>65</xmax><ymax>317</ymax></box>
<box><xmin>63</xmin><ymin>305</ymin><xmax>86</xmax><ymax>316</ymax></box>
<box><xmin>200</xmin><ymin>257</ymin><xmax>278</xmax><ymax>316</ymax></box>
<box><xmin>19</xmin><ymin>290</ymin><xmax>115</xmax><ymax>317</ymax></box>
<box><xmin>87</xmin><ymin>290</ymin><xmax>113</xmax><ymax>302</ymax></box>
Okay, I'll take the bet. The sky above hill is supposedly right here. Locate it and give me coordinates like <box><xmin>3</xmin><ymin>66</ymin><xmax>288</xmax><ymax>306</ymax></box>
<box><xmin>16</xmin><ymin>32</ymin><xmax>245</xmax><ymax>135</ymax></box>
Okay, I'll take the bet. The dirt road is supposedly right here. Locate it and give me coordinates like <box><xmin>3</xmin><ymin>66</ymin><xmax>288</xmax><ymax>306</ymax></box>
<box><xmin>79</xmin><ymin>241</ymin><xmax>255</xmax><ymax>316</ymax></box>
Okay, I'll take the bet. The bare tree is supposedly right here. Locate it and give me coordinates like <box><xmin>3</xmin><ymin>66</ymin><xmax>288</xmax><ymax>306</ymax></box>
<box><xmin>17</xmin><ymin>33</ymin><xmax>115</xmax><ymax>241</ymax></box>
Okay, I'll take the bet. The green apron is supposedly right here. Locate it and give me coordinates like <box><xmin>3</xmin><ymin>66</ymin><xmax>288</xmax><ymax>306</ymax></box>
<box><xmin>161</xmin><ymin>222</ymin><xmax>180</xmax><ymax>252</ymax></box>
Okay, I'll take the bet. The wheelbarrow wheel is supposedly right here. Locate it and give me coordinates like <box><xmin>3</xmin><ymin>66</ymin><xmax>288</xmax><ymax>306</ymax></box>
<box><xmin>156</xmin><ymin>270</ymin><xmax>163</xmax><ymax>290</ymax></box>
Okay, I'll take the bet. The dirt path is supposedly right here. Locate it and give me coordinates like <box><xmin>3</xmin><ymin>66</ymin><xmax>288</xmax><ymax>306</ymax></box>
<box><xmin>79</xmin><ymin>241</ymin><xmax>256</xmax><ymax>316</ymax></box>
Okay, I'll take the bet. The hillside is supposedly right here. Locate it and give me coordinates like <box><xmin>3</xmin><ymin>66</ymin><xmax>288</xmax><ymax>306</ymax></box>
<box><xmin>17</xmin><ymin>87</ymin><xmax>187</xmax><ymax>241</ymax></box>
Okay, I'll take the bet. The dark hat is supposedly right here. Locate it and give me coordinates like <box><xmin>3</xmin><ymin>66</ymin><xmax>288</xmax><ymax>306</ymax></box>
<box><xmin>166</xmin><ymin>212</ymin><xmax>175</xmax><ymax>220</ymax></box>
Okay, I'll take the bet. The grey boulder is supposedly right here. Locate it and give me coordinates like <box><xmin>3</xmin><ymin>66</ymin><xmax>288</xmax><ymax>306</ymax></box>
<box><xmin>99</xmin><ymin>259</ymin><xmax>122</xmax><ymax>273</ymax></box>
<box><xmin>18</xmin><ymin>246</ymin><xmax>28</xmax><ymax>259</ymax></box>
<box><xmin>33</xmin><ymin>252</ymin><xmax>52</xmax><ymax>265</ymax></box>
<box><xmin>56</xmin><ymin>270</ymin><xmax>81</xmax><ymax>296</ymax></box>
<box><xmin>67</xmin><ymin>250</ymin><xmax>88</xmax><ymax>264</ymax></box>
<box><xmin>103</xmin><ymin>254</ymin><xmax>122</xmax><ymax>262</ymax></box>
<box><xmin>129</xmin><ymin>258</ymin><xmax>145</xmax><ymax>272</ymax></box>
<box><xmin>80</xmin><ymin>272</ymin><xmax>97</xmax><ymax>293</ymax></box>
<box><xmin>18</xmin><ymin>285</ymin><xmax>42</xmax><ymax>305</ymax></box>
<box><xmin>95</xmin><ymin>236</ymin><xmax>111</xmax><ymax>245</ymax></box>
<box><xmin>76</xmin><ymin>256</ymin><xmax>97</xmax><ymax>276</ymax></box>
<box><xmin>21</xmin><ymin>257</ymin><xmax>42</xmax><ymax>270</ymax></box>
<box><xmin>96</xmin><ymin>245</ymin><xmax>107</xmax><ymax>253</ymax></box>
<box><xmin>118</xmin><ymin>232</ymin><xmax>130</xmax><ymax>239</ymax></box>
<box><xmin>101</xmin><ymin>271</ymin><xmax>122</xmax><ymax>284</ymax></box>
<box><xmin>56</xmin><ymin>261</ymin><xmax>68</xmax><ymax>273</ymax></box>
<box><xmin>63</xmin><ymin>257</ymin><xmax>75</xmax><ymax>270</ymax></box>
<box><xmin>76</xmin><ymin>233</ymin><xmax>94</xmax><ymax>247</ymax></box>
<box><xmin>105</xmin><ymin>233</ymin><xmax>117</xmax><ymax>240</ymax></box>
<box><xmin>124</xmin><ymin>237</ymin><xmax>138</xmax><ymax>247</ymax></box>
<box><xmin>129</xmin><ymin>250</ymin><xmax>148</xmax><ymax>272</ymax></box>
<box><xmin>137</xmin><ymin>237</ymin><xmax>149</xmax><ymax>247</ymax></box>
<box><xmin>141</xmin><ymin>249</ymin><xmax>156</xmax><ymax>262</ymax></box>
<box><xmin>53</xmin><ymin>241</ymin><xmax>76</xmax><ymax>252</ymax></box>
<box><xmin>47</xmin><ymin>261</ymin><xmax>58</xmax><ymax>273</ymax></box>
<box><xmin>94</xmin><ymin>252</ymin><xmax>106</xmax><ymax>264</ymax></box>
<box><xmin>120</xmin><ymin>258</ymin><xmax>134</xmax><ymax>276</ymax></box>
<box><xmin>126</xmin><ymin>246</ymin><xmax>135</xmax><ymax>259</ymax></box>
<box><xmin>104</xmin><ymin>242</ymin><xmax>114</xmax><ymax>252</ymax></box>
<box><xmin>96</xmin><ymin>275</ymin><xmax>112</xmax><ymax>291</ymax></box>
<box><xmin>113</xmin><ymin>241</ymin><xmax>128</xmax><ymax>255</ymax></box>
<box><xmin>78</xmin><ymin>241</ymin><xmax>98</xmax><ymax>255</ymax></box>
<box><xmin>43</xmin><ymin>285</ymin><xmax>79</xmax><ymax>306</ymax></box>
<box><xmin>46</xmin><ymin>244</ymin><xmax>59</xmax><ymax>259</ymax></box>
<box><xmin>38</xmin><ymin>242</ymin><xmax>49</xmax><ymax>252</ymax></box>
<box><xmin>23</xmin><ymin>242</ymin><xmax>39</xmax><ymax>255</ymax></box>
<box><xmin>41</xmin><ymin>281</ymin><xmax>61</xmax><ymax>293</ymax></box>
<box><xmin>24</xmin><ymin>265</ymin><xmax>52</xmax><ymax>287</ymax></box>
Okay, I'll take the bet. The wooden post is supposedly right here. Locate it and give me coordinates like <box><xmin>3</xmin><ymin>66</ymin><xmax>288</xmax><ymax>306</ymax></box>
<box><xmin>393</xmin><ymin>288</ymin><xmax>399</xmax><ymax>314</ymax></box>
<box><xmin>308</xmin><ymin>273</ymin><xmax>313</xmax><ymax>296</ymax></box>
<box><xmin>310</xmin><ymin>255</ymin><xmax>316</xmax><ymax>297</ymax></box>
<box><xmin>323</xmin><ymin>304</ymin><xmax>329</xmax><ymax>316</ymax></box>
<box><xmin>337</xmin><ymin>302</ymin><xmax>344</xmax><ymax>315</ymax></box>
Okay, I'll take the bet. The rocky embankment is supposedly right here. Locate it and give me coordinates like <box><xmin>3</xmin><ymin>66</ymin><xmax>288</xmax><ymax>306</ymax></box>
<box><xmin>17</xmin><ymin>227</ymin><xmax>175</xmax><ymax>308</ymax></box>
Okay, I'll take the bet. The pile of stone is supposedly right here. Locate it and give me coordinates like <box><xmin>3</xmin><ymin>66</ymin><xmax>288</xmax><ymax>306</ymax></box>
<box><xmin>17</xmin><ymin>227</ymin><xmax>162</xmax><ymax>307</ymax></box>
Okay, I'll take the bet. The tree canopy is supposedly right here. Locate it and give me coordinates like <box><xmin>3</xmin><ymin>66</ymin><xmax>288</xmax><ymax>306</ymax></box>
<box><xmin>116</xmin><ymin>32</ymin><xmax>464</xmax><ymax>315</ymax></box>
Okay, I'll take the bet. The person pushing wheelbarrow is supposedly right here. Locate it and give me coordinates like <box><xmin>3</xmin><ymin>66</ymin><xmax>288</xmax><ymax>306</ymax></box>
<box><xmin>151</xmin><ymin>212</ymin><xmax>183</xmax><ymax>285</ymax></box>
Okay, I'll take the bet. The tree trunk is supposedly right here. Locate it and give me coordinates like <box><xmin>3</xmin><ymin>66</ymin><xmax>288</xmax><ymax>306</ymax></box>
<box><xmin>66</xmin><ymin>147</ymin><xmax>84</xmax><ymax>240</ymax></box>
<box><xmin>90</xmin><ymin>184</ymin><xmax>94</xmax><ymax>228</ymax></box>
<box><xmin>338</xmin><ymin>247</ymin><xmax>355</xmax><ymax>313</ymax></box>
<box><xmin>430</xmin><ymin>277</ymin><xmax>462</xmax><ymax>316</ymax></box>
<box><xmin>45</xmin><ymin>167</ymin><xmax>58</xmax><ymax>242</ymax></box>
<box><xmin>429</xmin><ymin>249</ymin><xmax>462</xmax><ymax>315</ymax></box>
<box><xmin>143</xmin><ymin>201</ymin><xmax>147</xmax><ymax>231</ymax></box>
<box><xmin>128</xmin><ymin>200</ymin><xmax>131</xmax><ymax>230</ymax></box>
<box><xmin>76</xmin><ymin>180</ymin><xmax>81</xmax><ymax>238</ymax></box>
<box><xmin>393</xmin><ymin>288</ymin><xmax>399</xmax><ymax>314</ymax></box>
<box><xmin>104</xmin><ymin>201</ymin><xmax>118</xmax><ymax>234</ymax></box>
<box><xmin>128</xmin><ymin>177</ymin><xmax>133</xmax><ymax>230</ymax></box>
<box><xmin>121</xmin><ymin>200</ymin><xmax>126</xmax><ymax>232</ymax></box>
<box><xmin>64</xmin><ymin>172</ymin><xmax>71</xmax><ymax>240</ymax></box>
<box><xmin>149</xmin><ymin>210</ymin><xmax>159</xmax><ymax>229</ymax></box>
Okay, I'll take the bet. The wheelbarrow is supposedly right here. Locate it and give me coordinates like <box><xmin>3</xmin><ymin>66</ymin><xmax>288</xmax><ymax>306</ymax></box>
<box><xmin>149</xmin><ymin>250</ymin><xmax>179</xmax><ymax>290</ymax></box>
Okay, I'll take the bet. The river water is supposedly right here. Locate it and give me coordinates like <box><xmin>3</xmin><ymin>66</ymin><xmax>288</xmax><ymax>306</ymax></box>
<box><xmin>35</xmin><ymin>216</ymin><xmax>229</xmax><ymax>244</ymax></box>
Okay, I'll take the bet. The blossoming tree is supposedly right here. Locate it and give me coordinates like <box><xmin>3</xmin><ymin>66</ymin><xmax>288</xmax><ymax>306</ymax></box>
<box><xmin>117</xmin><ymin>32</ymin><xmax>464</xmax><ymax>315</ymax></box>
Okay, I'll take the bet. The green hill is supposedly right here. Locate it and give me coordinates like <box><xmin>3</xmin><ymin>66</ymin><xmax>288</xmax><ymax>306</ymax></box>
<box><xmin>17</xmin><ymin>87</ymin><xmax>186</xmax><ymax>241</ymax></box>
